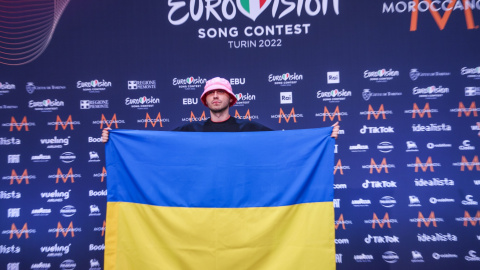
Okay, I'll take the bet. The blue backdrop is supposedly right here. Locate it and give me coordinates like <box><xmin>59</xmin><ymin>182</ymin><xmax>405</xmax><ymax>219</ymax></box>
<box><xmin>1</xmin><ymin>0</ymin><xmax>479</xmax><ymax>269</ymax></box>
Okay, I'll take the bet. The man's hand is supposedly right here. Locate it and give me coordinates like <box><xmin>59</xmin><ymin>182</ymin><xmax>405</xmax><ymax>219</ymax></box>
<box><xmin>102</xmin><ymin>128</ymin><xmax>111</xmax><ymax>143</ymax></box>
<box><xmin>331</xmin><ymin>122</ymin><xmax>340</xmax><ymax>139</ymax></box>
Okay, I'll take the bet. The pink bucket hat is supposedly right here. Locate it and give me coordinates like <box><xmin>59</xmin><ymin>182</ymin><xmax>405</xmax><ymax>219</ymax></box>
<box><xmin>201</xmin><ymin>77</ymin><xmax>237</xmax><ymax>107</ymax></box>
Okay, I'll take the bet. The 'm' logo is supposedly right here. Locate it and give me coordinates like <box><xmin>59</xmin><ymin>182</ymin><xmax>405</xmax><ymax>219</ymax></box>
<box><xmin>335</xmin><ymin>214</ymin><xmax>346</xmax><ymax>230</ymax></box>
<box><xmin>323</xmin><ymin>106</ymin><xmax>342</xmax><ymax>121</ymax></box>
<box><xmin>235</xmin><ymin>109</ymin><xmax>252</xmax><ymax>121</ymax></box>
<box><xmin>372</xmin><ymin>212</ymin><xmax>392</xmax><ymax>229</ymax></box>
<box><xmin>10</xmin><ymin>169</ymin><xmax>29</xmax><ymax>185</ymax></box>
<box><xmin>190</xmin><ymin>111</ymin><xmax>207</xmax><ymax>122</ymax></box>
<box><xmin>101</xmin><ymin>220</ymin><xmax>106</xmax><ymax>237</ymax></box>
<box><xmin>145</xmin><ymin>112</ymin><xmax>163</xmax><ymax>128</ymax></box>
<box><xmin>56</xmin><ymin>168</ymin><xmax>75</xmax><ymax>183</ymax></box>
<box><xmin>100</xmin><ymin>114</ymin><xmax>119</xmax><ymax>129</ymax></box>
<box><xmin>237</xmin><ymin>0</ymin><xmax>272</xmax><ymax>21</ymax></box>
<box><xmin>278</xmin><ymin>108</ymin><xmax>297</xmax><ymax>123</ymax></box>
<box><xmin>463</xmin><ymin>210</ymin><xmax>480</xmax><ymax>227</ymax></box>
<box><xmin>370</xmin><ymin>158</ymin><xmax>389</xmax><ymax>174</ymax></box>
<box><xmin>100</xmin><ymin>167</ymin><xmax>106</xmax><ymax>182</ymax></box>
<box><xmin>56</xmin><ymin>221</ymin><xmax>75</xmax><ymax>238</ymax></box>
<box><xmin>412</xmin><ymin>103</ymin><xmax>432</xmax><ymax>118</ymax></box>
<box><xmin>9</xmin><ymin>223</ymin><xmax>29</xmax><ymax>239</ymax></box>
<box><xmin>417</xmin><ymin>211</ymin><xmax>437</xmax><ymax>227</ymax></box>
<box><xmin>334</xmin><ymin>159</ymin><xmax>344</xmax><ymax>175</ymax></box>
<box><xmin>457</xmin><ymin>101</ymin><xmax>478</xmax><ymax>117</ymax></box>
<box><xmin>460</xmin><ymin>155</ymin><xmax>480</xmax><ymax>171</ymax></box>
<box><xmin>410</xmin><ymin>0</ymin><xmax>476</xmax><ymax>31</ymax></box>
<box><xmin>9</xmin><ymin>116</ymin><xmax>29</xmax><ymax>131</ymax></box>
<box><xmin>415</xmin><ymin>156</ymin><xmax>434</xmax><ymax>172</ymax></box>
<box><xmin>367</xmin><ymin>104</ymin><xmax>386</xmax><ymax>120</ymax></box>
<box><xmin>55</xmin><ymin>115</ymin><xmax>74</xmax><ymax>130</ymax></box>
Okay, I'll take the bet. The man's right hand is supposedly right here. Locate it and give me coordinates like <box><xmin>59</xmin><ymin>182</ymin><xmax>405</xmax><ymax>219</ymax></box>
<box><xmin>101</xmin><ymin>128</ymin><xmax>111</xmax><ymax>143</ymax></box>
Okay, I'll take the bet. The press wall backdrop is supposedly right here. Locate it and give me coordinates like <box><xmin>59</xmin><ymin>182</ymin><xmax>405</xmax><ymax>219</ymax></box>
<box><xmin>1</xmin><ymin>0</ymin><xmax>480</xmax><ymax>269</ymax></box>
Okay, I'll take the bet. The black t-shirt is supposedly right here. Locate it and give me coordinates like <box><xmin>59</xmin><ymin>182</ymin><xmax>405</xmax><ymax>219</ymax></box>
<box><xmin>173</xmin><ymin>116</ymin><xmax>272</xmax><ymax>132</ymax></box>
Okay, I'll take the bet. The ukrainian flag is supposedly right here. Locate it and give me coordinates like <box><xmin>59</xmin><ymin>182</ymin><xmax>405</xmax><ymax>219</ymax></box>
<box><xmin>105</xmin><ymin>128</ymin><xmax>335</xmax><ymax>270</ymax></box>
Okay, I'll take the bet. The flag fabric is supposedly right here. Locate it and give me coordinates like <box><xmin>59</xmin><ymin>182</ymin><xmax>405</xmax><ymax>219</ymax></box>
<box><xmin>104</xmin><ymin>128</ymin><xmax>336</xmax><ymax>270</ymax></box>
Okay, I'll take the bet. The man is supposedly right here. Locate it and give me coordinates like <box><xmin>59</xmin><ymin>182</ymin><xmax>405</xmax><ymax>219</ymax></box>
<box><xmin>102</xmin><ymin>77</ymin><xmax>339</xmax><ymax>141</ymax></box>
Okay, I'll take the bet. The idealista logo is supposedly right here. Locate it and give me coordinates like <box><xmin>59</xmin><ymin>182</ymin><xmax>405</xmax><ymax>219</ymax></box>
<box><xmin>408</xmin><ymin>68</ymin><xmax>451</xmax><ymax>80</ymax></box>
<box><xmin>125</xmin><ymin>96</ymin><xmax>160</xmax><ymax>109</ymax></box>
<box><xmin>363</xmin><ymin>68</ymin><xmax>399</xmax><ymax>82</ymax></box>
<box><xmin>47</xmin><ymin>168</ymin><xmax>81</xmax><ymax>183</ymax></box>
<box><xmin>315</xmin><ymin>106</ymin><xmax>347</xmax><ymax>121</ymax></box>
<box><xmin>234</xmin><ymin>109</ymin><xmax>259</xmax><ymax>121</ymax></box>
<box><xmin>365</xmin><ymin>212</ymin><xmax>398</xmax><ymax>229</ymax></box>
<box><xmin>452</xmin><ymin>155</ymin><xmax>480</xmax><ymax>171</ymax></box>
<box><xmin>0</xmin><ymin>137</ymin><xmax>21</xmax><ymax>145</ymax></box>
<box><xmin>2</xmin><ymin>223</ymin><xmax>35</xmax><ymax>239</ymax></box>
<box><xmin>173</xmin><ymin>76</ymin><xmax>206</xmax><ymax>90</ymax></box>
<box><xmin>3</xmin><ymin>116</ymin><xmax>35</xmax><ymax>131</ymax></box>
<box><xmin>168</xmin><ymin>0</ymin><xmax>339</xmax><ymax>24</ymax></box>
<box><xmin>272</xmin><ymin>107</ymin><xmax>303</xmax><ymax>123</ymax></box>
<box><xmin>29</xmin><ymin>99</ymin><xmax>65</xmax><ymax>112</ymax></box>
<box><xmin>3</xmin><ymin>169</ymin><xmax>35</xmax><ymax>185</ymax></box>
<box><xmin>450</xmin><ymin>101</ymin><xmax>479</xmax><ymax>117</ymax></box>
<box><xmin>456</xmin><ymin>210</ymin><xmax>480</xmax><ymax>226</ymax></box>
<box><xmin>47</xmin><ymin>115</ymin><xmax>80</xmax><ymax>130</ymax></box>
<box><xmin>362</xmin><ymin>158</ymin><xmax>394</xmax><ymax>173</ymax></box>
<box><xmin>77</xmin><ymin>79</ymin><xmax>112</xmax><ymax>93</ymax></box>
<box><xmin>360</xmin><ymin>104</ymin><xmax>392</xmax><ymax>120</ymax></box>
<box><xmin>461</xmin><ymin>66</ymin><xmax>480</xmax><ymax>79</ymax></box>
<box><xmin>316</xmin><ymin>89</ymin><xmax>352</xmax><ymax>103</ymax></box>
<box><xmin>0</xmin><ymin>244</ymin><xmax>20</xmax><ymax>254</ymax></box>
<box><xmin>407</xmin><ymin>156</ymin><xmax>440</xmax><ymax>172</ymax></box>
<box><xmin>234</xmin><ymin>93</ymin><xmax>256</xmax><ymax>106</ymax></box>
<box><xmin>182</xmin><ymin>111</ymin><xmax>207</xmax><ymax>122</ymax></box>
<box><xmin>362</xmin><ymin>89</ymin><xmax>402</xmax><ymax>101</ymax></box>
<box><xmin>48</xmin><ymin>221</ymin><xmax>81</xmax><ymax>238</ymax></box>
<box><xmin>414</xmin><ymin>177</ymin><xmax>454</xmax><ymax>187</ymax></box>
<box><xmin>410</xmin><ymin>211</ymin><xmax>444</xmax><ymax>227</ymax></box>
<box><xmin>268</xmin><ymin>72</ymin><xmax>303</xmax><ymax>86</ymax></box>
<box><xmin>365</xmin><ymin>234</ymin><xmax>400</xmax><ymax>244</ymax></box>
<box><xmin>413</xmin><ymin>85</ymin><xmax>449</xmax><ymax>99</ymax></box>
<box><xmin>127</xmin><ymin>80</ymin><xmax>156</xmax><ymax>90</ymax></box>
<box><xmin>138</xmin><ymin>112</ymin><xmax>170</xmax><ymax>127</ymax></box>
<box><xmin>383</xmin><ymin>1</ymin><xmax>478</xmax><ymax>31</ymax></box>
<box><xmin>412</xmin><ymin>123</ymin><xmax>451</xmax><ymax>132</ymax></box>
<box><xmin>0</xmin><ymin>191</ymin><xmax>21</xmax><ymax>199</ymax></box>
<box><xmin>335</xmin><ymin>214</ymin><xmax>352</xmax><ymax>230</ymax></box>
<box><xmin>93</xmin><ymin>114</ymin><xmax>125</xmax><ymax>129</ymax></box>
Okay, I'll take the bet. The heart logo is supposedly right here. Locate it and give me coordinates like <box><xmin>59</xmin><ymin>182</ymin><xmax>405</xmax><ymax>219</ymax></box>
<box><xmin>428</xmin><ymin>86</ymin><xmax>435</xmax><ymax>93</ymax></box>
<box><xmin>139</xmin><ymin>96</ymin><xmax>146</xmax><ymax>104</ymax></box>
<box><xmin>237</xmin><ymin>0</ymin><xmax>272</xmax><ymax>21</ymax></box>
<box><xmin>187</xmin><ymin>77</ymin><xmax>194</xmax><ymax>84</ymax></box>
<box><xmin>43</xmin><ymin>99</ymin><xmax>51</xmax><ymax>106</ymax></box>
<box><xmin>91</xmin><ymin>80</ymin><xmax>99</xmax><ymax>87</ymax></box>
<box><xmin>235</xmin><ymin>93</ymin><xmax>243</xmax><ymax>100</ymax></box>
<box><xmin>330</xmin><ymin>89</ymin><xmax>339</xmax><ymax>97</ymax></box>
<box><xmin>282</xmin><ymin>73</ymin><xmax>290</xmax><ymax>80</ymax></box>
<box><xmin>378</xmin><ymin>69</ymin><xmax>386</xmax><ymax>76</ymax></box>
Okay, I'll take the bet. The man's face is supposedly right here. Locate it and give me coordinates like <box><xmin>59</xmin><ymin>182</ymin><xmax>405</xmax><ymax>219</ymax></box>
<box><xmin>205</xmin><ymin>89</ymin><xmax>231</xmax><ymax>113</ymax></box>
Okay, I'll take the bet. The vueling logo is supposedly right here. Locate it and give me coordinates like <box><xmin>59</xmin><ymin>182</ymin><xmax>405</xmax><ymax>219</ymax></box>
<box><xmin>383</xmin><ymin>0</ymin><xmax>479</xmax><ymax>31</ymax></box>
<box><xmin>8</xmin><ymin>223</ymin><xmax>32</xmax><ymax>239</ymax></box>
<box><xmin>9</xmin><ymin>169</ymin><xmax>31</xmax><ymax>185</ymax></box>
